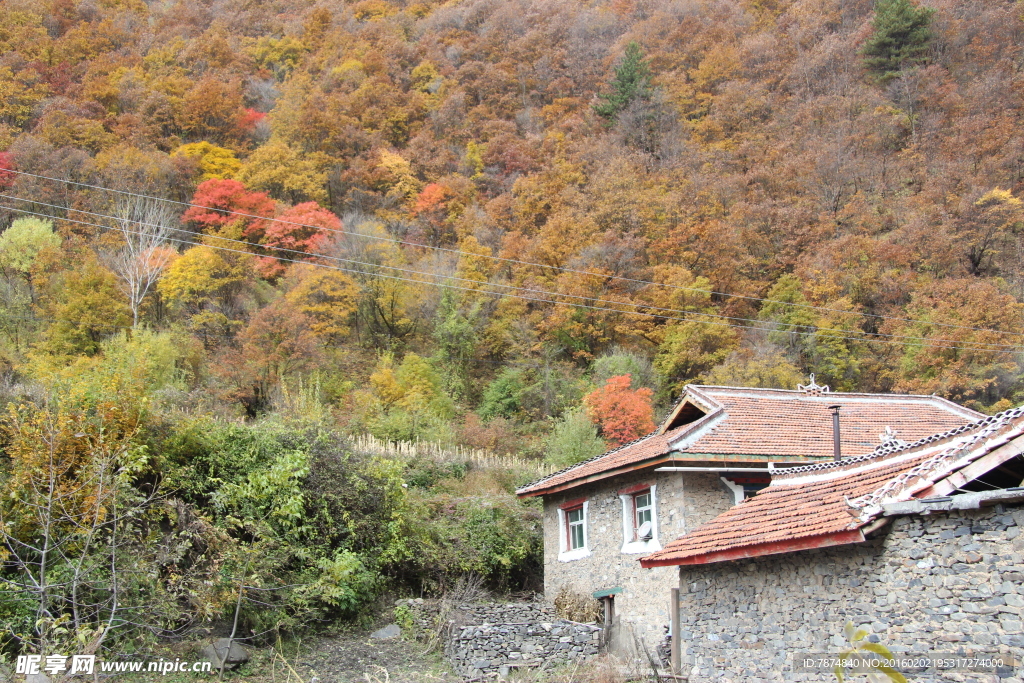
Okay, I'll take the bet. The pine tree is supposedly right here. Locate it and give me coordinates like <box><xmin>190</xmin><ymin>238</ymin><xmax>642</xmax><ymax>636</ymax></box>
<box><xmin>860</xmin><ymin>0</ymin><xmax>935</xmax><ymax>84</ymax></box>
<box><xmin>594</xmin><ymin>41</ymin><xmax>652</xmax><ymax>121</ymax></box>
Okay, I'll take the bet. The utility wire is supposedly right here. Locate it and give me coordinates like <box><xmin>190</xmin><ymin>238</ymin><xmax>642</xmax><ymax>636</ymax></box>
<box><xmin>1</xmin><ymin>201</ymin><xmax>1020</xmax><ymax>354</ymax></box>
<box><xmin>16</xmin><ymin>193</ymin><xmax>1019</xmax><ymax>350</ymax></box>
<box><xmin>4</xmin><ymin>192</ymin><xmax>849</xmax><ymax>337</ymax></box>
<box><xmin>6</xmin><ymin>194</ymin><xmax>1024</xmax><ymax>351</ymax></box>
<box><xmin>6</xmin><ymin>167</ymin><xmax>1024</xmax><ymax>339</ymax></box>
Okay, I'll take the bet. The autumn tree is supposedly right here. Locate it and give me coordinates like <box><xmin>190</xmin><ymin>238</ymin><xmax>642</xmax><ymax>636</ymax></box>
<box><xmin>0</xmin><ymin>216</ymin><xmax>60</xmax><ymax>305</ymax></box>
<box><xmin>431</xmin><ymin>291</ymin><xmax>479</xmax><ymax>401</ymax></box>
<box><xmin>181</xmin><ymin>179</ymin><xmax>276</xmax><ymax>242</ymax></box>
<box><xmin>545</xmin><ymin>407</ymin><xmax>607</xmax><ymax>468</ymax></box>
<box><xmin>285</xmin><ymin>264</ymin><xmax>360</xmax><ymax>343</ymax></box>
<box><xmin>583</xmin><ymin>374</ymin><xmax>655</xmax><ymax>446</ymax></box>
<box><xmin>218</xmin><ymin>299</ymin><xmax>323</xmax><ymax>416</ymax></box>
<box><xmin>157</xmin><ymin>245</ymin><xmax>255</xmax><ymax>343</ymax></box>
<box><xmin>359</xmin><ymin>352</ymin><xmax>456</xmax><ymax>441</ymax></box>
<box><xmin>171</xmin><ymin>141</ymin><xmax>242</xmax><ymax>181</ymax></box>
<box><xmin>258</xmin><ymin>202</ymin><xmax>338</xmax><ymax>278</ymax></box>
<box><xmin>37</xmin><ymin>260</ymin><xmax>131</xmax><ymax>357</ymax></box>
<box><xmin>238</xmin><ymin>139</ymin><xmax>328</xmax><ymax>204</ymax></box>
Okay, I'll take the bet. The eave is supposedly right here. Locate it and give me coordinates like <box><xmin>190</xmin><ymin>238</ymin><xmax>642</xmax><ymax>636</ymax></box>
<box><xmin>516</xmin><ymin>454</ymin><xmax>678</xmax><ymax>498</ymax></box>
<box><xmin>639</xmin><ymin>529</ymin><xmax>866</xmax><ymax>568</ymax></box>
<box><xmin>516</xmin><ymin>452</ymin><xmax>831</xmax><ymax>499</ymax></box>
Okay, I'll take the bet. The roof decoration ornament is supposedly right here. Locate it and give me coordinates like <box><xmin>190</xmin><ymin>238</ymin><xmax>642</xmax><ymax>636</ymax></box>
<box><xmin>797</xmin><ymin>373</ymin><xmax>831</xmax><ymax>396</ymax></box>
<box><xmin>879</xmin><ymin>426</ymin><xmax>905</xmax><ymax>448</ymax></box>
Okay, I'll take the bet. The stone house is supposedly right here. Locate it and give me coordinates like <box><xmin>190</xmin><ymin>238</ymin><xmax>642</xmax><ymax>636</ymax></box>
<box><xmin>515</xmin><ymin>381</ymin><xmax>981</xmax><ymax>653</ymax></box>
<box><xmin>641</xmin><ymin>404</ymin><xmax>1024</xmax><ymax>681</ymax></box>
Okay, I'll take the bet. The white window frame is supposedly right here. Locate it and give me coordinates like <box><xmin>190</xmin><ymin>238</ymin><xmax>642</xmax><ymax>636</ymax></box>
<box><xmin>557</xmin><ymin>501</ymin><xmax>591</xmax><ymax>562</ymax></box>
<box><xmin>619</xmin><ymin>484</ymin><xmax>661</xmax><ymax>554</ymax></box>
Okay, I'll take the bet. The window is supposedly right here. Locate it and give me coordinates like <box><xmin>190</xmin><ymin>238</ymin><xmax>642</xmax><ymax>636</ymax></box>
<box><xmin>618</xmin><ymin>484</ymin><xmax>660</xmax><ymax>553</ymax></box>
<box><xmin>557</xmin><ymin>499</ymin><xmax>590</xmax><ymax>561</ymax></box>
<box><xmin>566</xmin><ymin>506</ymin><xmax>585</xmax><ymax>550</ymax></box>
<box><xmin>633</xmin><ymin>491</ymin><xmax>652</xmax><ymax>540</ymax></box>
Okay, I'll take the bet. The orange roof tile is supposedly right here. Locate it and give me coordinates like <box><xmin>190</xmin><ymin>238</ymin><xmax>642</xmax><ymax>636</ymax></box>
<box><xmin>516</xmin><ymin>384</ymin><xmax>982</xmax><ymax>497</ymax></box>
<box><xmin>641</xmin><ymin>406</ymin><xmax>1024</xmax><ymax>567</ymax></box>
<box><xmin>670</xmin><ymin>386</ymin><xmax>981</xmax><ymax>459</ymax></box>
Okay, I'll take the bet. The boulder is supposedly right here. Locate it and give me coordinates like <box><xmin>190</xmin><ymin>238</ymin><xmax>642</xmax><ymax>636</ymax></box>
<box><xmin>200</xmin><ymin>638</ymin><xmax>249</xmax><ymax>670</ymax></box>
<box><xmin>370</xmin><ymin>623</ymin><xmax>401</xmax><ymax>640</ymax></box>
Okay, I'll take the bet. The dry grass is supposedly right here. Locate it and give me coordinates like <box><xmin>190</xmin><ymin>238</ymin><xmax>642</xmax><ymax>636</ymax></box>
<box><xmin>553</xmin><ymin>584</ymin><xmax>602</xmax><ymax>624</ymax></box>
<box><xmin>351</xmin><ymin>434</ymin><xmax>553</xmax><ymax>478</ymax></box>
<box><xmin>506</xmin><ymin>655</ymin><xmax>629</xmax><ymax>683</ymax></box>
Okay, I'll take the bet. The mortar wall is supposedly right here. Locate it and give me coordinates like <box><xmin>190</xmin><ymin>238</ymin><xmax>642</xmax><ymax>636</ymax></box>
<box><xmin>676</xmin><ymin>505</ymin><xmax>1024</xmax><ymax>682</ymax></box>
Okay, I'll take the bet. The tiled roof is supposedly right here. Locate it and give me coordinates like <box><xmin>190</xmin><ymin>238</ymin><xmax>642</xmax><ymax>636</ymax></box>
<box><xmin>641</xmin><ymin>407</ymin><xmax>1024</xmax><ymax>567</ymax></box>
<box><xmin>670</xmin><ymin>386</ymin><xmax>982</xmax><ymax>459</ymax></box>
<box><xmin>516</xmin><ymin>425</ymin><xmax>684</xmax><ymax>497</ymax></box>
<box><xmin>516</xmin><ymin>384</ymin><xmax>982</xmax><ymax>497</ymax></box>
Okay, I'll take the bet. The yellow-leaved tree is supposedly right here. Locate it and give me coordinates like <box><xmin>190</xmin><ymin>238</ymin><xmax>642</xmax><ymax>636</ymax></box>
<box><xmin>171</xmin><ymin>141</ymin><xmax>242</xmax><ymax>180</ymax></box>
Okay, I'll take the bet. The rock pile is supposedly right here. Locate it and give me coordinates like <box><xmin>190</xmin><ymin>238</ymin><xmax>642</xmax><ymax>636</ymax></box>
<box><xmin>398</xmin><ymin>600</ymin><xmax>602</xmax><ymax>679</ymax></box>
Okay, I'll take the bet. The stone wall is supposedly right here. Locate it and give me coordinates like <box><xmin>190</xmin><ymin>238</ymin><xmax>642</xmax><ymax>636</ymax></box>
<box><xmin>400</xmin><ymin>600</ymin><xmax>600</xmax><ymax>679</ymax></box>
<box><xmin>675</xmin><ymin>504</ymin><xmax>1024</xmax><ymax>682</ymax></box>
<box><xmin>542</xmin><ymin>470</ymin><xmax>735</xmax><ymax>652</ymax></box>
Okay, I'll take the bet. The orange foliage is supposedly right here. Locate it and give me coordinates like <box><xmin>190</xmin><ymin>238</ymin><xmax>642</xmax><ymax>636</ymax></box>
<box><xmin>583</xmin><ymin>375</ymin><xmax>655</xmax><ymax>447</ymax></box>
<box><xmin>257</xmin><ymin>202</ymin><xmax>339</xmax><ymax>279</ymax></box>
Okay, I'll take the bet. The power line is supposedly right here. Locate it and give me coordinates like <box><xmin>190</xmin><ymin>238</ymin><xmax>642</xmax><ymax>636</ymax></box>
<box><xmin>6</xmin><ymin>194</ymin><xmax>1024</xmax><ymax>352</ymax></box>
<box><xmin>6</xmin><ymin>167</ymin><xmax>1024</xmax><ymax>340</ymax></box>
<box><xmin>5</xmin><ymin>192</ymin><xmax>835</xmax><ymax>337</ymax></box>
<box><xmin>20</xmin><ymin>192</ymin><xmax>1017</xmax><ymax>351</ymax></box>
<box><xmin>1</xmin><ymin>202</ymin><xmax>1020</xmax><ymax>354</ymax></box>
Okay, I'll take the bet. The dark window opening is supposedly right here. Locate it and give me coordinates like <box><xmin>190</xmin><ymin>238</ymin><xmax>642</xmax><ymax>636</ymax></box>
<box><xmin>728</xmin><ymin>475</ymin><xmax>770</xmax><ymax>499</ymax></box>
<box><xmin>959</xmin><ymin>454</ymin><xmax>1024</xmax><ymax>493</ymax></box>
<box><xmin>664</xmin><ymin>401</ymin><xmax>707</xmax><ymax>431</ymax></box>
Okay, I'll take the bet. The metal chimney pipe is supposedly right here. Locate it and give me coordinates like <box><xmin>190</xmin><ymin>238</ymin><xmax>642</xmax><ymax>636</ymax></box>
<box><xmin>828</xmin><ymin>404</ymin><xmax>842</xmax><ymax>461</ymax></box>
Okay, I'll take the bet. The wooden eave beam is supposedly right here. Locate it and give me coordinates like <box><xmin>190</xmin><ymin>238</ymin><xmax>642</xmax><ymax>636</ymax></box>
<box><xmin>516</xmin><ymin>452</ymin><xmax>829</xmax><ymax>498</ymax></box>
<box><xmin>517</xmin><ymin>455</ymin><xmax>677</xmax><ymax>498</ymax></box>
<box><xmin>915</xmin><ymin>438</ymin><xmax>1024</xmax><ymax>499</ymax></box>
<box><xmin>639</xmin><ymin>529</ymin><xmax>866</xmax><ymax>568</ymax></box>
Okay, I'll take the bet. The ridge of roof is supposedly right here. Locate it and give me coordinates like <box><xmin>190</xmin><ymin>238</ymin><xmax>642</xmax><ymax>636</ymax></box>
<box><xmin>688</xmin><ymin>385</ymin><xmax>984</xmax><ymax>416</ymax></box>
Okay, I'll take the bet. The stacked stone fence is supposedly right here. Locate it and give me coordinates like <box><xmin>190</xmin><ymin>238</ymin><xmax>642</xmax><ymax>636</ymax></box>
<box><xmin>397</xmin><ymin>599</ymin><xmax>602</xmax><ymax>679</ymax></box>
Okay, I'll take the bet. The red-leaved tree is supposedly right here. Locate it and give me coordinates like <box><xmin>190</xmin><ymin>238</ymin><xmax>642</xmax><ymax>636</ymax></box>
<box><xmin>583</xmin><ymin>375</ymin><xmax>655</xmax><ymax>447</ymax></box>
<box><xmin>257</xmin><ymin>202</ymin><xmax>338</xmax><ymax>278</ymax></box>
<box><xmin>0</xmin><ymin>152</ymin><xmax>15</xmax><ymax>189</ymax></box>
<box><xmin>182</xmin><ymin>179</ymin><xmax>275</xmax><ymax>241</ymax></box>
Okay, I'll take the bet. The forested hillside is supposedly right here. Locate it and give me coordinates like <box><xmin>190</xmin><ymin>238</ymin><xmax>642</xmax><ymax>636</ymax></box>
<box><xmin>1</xmin><ymin>0</ymin><xmax>1023</xmax><ymax>659</ymax></box>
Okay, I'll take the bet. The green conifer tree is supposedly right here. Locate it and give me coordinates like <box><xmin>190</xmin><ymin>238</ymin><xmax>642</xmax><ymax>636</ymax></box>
<box><xmin>860</xmin><ymin>0</ymin><xmax>935</xmax><ymax>84</ymax></box>
<box><xmin>594</xmin><ymin>41</ymin><xmax>652</xmax><ymax>121</ymax></box>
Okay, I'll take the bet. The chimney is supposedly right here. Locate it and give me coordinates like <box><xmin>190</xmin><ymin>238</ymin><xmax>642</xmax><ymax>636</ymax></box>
<box><xmin>828</xmin><ymin>404</ymin><xmax>842</xmax><ymax>461</ymax></box>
